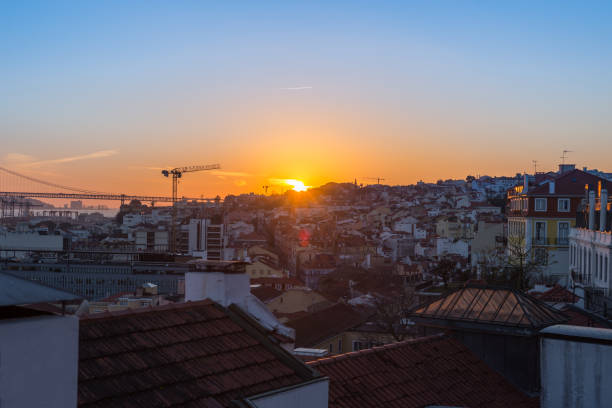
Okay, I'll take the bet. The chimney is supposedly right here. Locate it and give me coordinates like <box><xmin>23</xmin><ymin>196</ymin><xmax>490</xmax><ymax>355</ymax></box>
<box><xmin>589</xmin><ymin>190</ymin><xmax>596</xmax><ymax>230</ymax></box>
<box><xmin>558</xmin><ymin>164</ymin><xmax>576</xmax><ymax>174</ymax></box>
<box><xmin>549</xmin><ymin>181</ymin><xmax>555</xmax><ymax>194</ymax></box>
<box><xmin>523</xmin><ymin>174</ymin><xmax>529</xmax><ymax>193</ymax></box>
<box><xmin>185</xmin><ymin>261</ymin><xmax>250</xmax><ymax>308</ymax></box>
<box><xmin>185</xmin><ymin>260</ymin><xmax>296</xmax><ymax>346</ymax></box>
<box><xmin>601</xmin><ymin>189</ymin><xmax>608</xmax><ymax>232</ymax></box>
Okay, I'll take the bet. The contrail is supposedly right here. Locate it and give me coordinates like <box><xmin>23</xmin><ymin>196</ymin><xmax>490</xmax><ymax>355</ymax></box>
<box><xmin>280</xmin><ymin>86</ymin><xmax>313</xmax><ymax>91</ymax></box>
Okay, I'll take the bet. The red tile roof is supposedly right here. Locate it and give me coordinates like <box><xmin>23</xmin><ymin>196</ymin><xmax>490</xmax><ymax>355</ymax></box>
<box><xmin>308</xmin><ymin>335</ymin><xmax>539</xmax><ymax>408</ymax></box>
<box><xmin>78</xmin><ymin>300</ymin><xmax>318</xmax><ymax>407</ymax></box>
<box><xmin>286</xmin><ymin>303</ymin><xmax>372</xmax><ymax>347</ymax></box>
<box><xmin>534</xmin><ymin>285</ymin><xmax>578</xmax><ymax>303</ymax></box>
<box><xmin>529</xmin><ymin>169</ymin><xmax>609</xmax><ymax>196</ymax></box>
<box><xmin>250</xmin><ymin>286</ymin><xmax>282</xmax><ymax>302</ymax></box>
<box><xmin>560</xmin><ymin>305</ymin><xmax>612</xmax><ymax>329</ymax></box>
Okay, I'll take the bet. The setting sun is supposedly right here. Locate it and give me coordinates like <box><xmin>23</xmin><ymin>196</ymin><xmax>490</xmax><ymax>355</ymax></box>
<box><xmin>283</xmin><ymin>179</ymin><xmax>310</xmax><ymax>192</ymax></box>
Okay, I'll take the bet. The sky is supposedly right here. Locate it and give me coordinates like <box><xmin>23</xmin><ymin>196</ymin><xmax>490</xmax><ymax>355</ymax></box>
<box><xmin>1</xmin><ymin>1</ymin><xmax>612</xmax><ymax>199</ymax></box>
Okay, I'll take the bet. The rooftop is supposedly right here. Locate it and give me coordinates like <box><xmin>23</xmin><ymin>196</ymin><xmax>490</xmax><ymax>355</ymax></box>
<box><xmin>286</xmin><ymin>303</ymin><xmax>371</xmax><ymax>347</ymax></box>
<box><xmin>308</xmin><ymin>334</ymin><xmax>538</xmax><ymax>408</ymax></box>
<box><xmin>412</xmin><ymin>284</ymin><xmax>567</xmax><ymax>334</ymax></box>
<box><xmin>0</xmin><ymin>272</ymin><xmax>81</xmax><ymax>307</ymax></box>
<box><xmin>78</xmin><ymin>300</ymin><xmax>320</xmax><ymax>407</ymax></box>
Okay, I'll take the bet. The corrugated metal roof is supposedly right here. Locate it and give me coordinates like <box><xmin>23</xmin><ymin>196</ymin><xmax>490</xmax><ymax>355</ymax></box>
<box><xmin>0</xmin><ymin>272</ymin><xmax>81</xmax><ymax>306</ymax></box>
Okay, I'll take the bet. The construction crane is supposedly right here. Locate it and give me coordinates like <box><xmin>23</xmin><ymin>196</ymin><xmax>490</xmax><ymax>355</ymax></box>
<box><xmin>162</xmin><ymin>163</ymin><xmax>220</xmax><ymax>253</ymax></box>
<box><xmin>360</xmin><ymin>176</ymin><xmax>386</xmax><ymax>185</ymax></box>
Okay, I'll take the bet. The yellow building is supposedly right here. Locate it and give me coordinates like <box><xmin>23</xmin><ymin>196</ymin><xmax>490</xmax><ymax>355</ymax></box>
<box><xmin>507</xmin><ymin>168</ymin><xmax>609</xmax><ymax>281</ymax></box>
<box><xmin>245</xmin><ymin>258</ymin><xmax>284</xmax><ymax>279</ymax></box>
<box><xmin>266</xmin><ymin>288</ymin><xmax>331</xmax><ymax>318</ymax></box>
<box><xmin>435</xmin><ymin>216</ymin><xmax>474</xmax><ymax>240</ymax></box>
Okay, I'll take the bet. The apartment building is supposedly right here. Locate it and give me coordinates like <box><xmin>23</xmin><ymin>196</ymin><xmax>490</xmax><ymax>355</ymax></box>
<box><xmin>507</xmin><ymin>166</ymin><xmax>610</xmax><ymax>281</ymax></box>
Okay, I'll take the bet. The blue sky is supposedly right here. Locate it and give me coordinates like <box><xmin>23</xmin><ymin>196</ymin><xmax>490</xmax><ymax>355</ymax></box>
<box><xmin>1</xmin><ymin>1</ymin><xmax>611</xmax><ymax>196</ymax></box>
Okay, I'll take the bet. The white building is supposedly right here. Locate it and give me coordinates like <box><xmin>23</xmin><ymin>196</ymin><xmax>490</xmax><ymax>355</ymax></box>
<box><xmin>188</xmin><ymin>218</ymin><xmax>227</xmax><ymax>260</ymax></box>
<box><xmin>134</xmin><ymin>229</ymin><xmax>169</xmax><ymax>252</ymax></box>
<box><xmin>435</xmin><ymin>237</ymin><xmax>469</xmax><ymax>258</ymax></box>
<box><xmin>0</xmin><ymin>274</ymin><xmax>80</xmax><ymax>408</ymax></box>
<box><xmin>568</xmin><ymin>188</ymin><xmax>611</xmax><ymax>294</ymax></box>
<box><xmin>0</xmin><ymin>231</ymin><xmax>64</xmax><ymax>258</ymax></box>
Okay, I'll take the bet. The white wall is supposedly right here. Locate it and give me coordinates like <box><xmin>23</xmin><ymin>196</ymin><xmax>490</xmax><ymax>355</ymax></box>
<box><xmin>0</xmin><ymin>315</ymin><xmax>79</xmax><ymax>408</ymax></box>
<box><xmin>541</xmin><ymin>325</ymin><xmax>612</xmax><ymax>408</ymax></box>
<box><xmin>247</xmin><ymin>378</ymin><xmax>329</xmax><ymax>408</ymax></box>
<box><xmin>185</xmin><ymin>271</ymin><xmax>250</xmax><ymax>308</ymax></box>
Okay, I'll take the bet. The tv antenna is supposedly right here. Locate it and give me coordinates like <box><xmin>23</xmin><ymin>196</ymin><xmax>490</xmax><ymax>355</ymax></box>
<box><xmin>532</xmin><ymin>160</ymin><xmax>538</xmax><ymax>174</ymax></box>
<box><xmin>561</xmin><ymin>150</ymin><xmax>573</xmax><ymax>165</ymax></box>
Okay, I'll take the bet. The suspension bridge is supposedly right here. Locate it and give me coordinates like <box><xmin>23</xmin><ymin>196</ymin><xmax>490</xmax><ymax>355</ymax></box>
<box><xmin>0</xmin><ymin>165</ymin><xmax>218</xmax><ymax>217</ymax></box>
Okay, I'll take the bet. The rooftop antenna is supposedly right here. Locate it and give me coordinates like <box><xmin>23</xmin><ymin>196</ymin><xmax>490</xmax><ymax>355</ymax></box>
<box><xmin>561</xmin><ymin>150</ymin><xmax>573</xmax><ymax>165</ymax></box>
<box><xmin>532</xmin><ymin>160</ymin><xmax>538</xmax><ymax>174</ymax></box>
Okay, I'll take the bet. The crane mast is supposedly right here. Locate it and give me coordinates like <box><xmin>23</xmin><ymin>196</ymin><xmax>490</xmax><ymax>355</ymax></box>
<box><xmin>162</xmin><ymin>163</ymin><xmax>220</xmax><ymax>253</ymax></box>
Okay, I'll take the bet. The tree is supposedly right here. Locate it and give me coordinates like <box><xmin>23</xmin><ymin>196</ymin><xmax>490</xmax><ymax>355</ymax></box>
<box><xmin>505</xmin><ymin>236</ymin><xmax>546</xmax><ymax>291</ymax></box>
<box><xmin>371</xmin><ymin>287</ymin><xmax>416</xmax><ymax>342</ymax></box>
<box><xmin>432</xmin><ymin>257</ymin><xmax>456</xmax><ymax>289</ymax></box>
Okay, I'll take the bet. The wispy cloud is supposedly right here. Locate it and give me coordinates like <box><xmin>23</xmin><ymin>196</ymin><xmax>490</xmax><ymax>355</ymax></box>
<box><xmin>280</xmin><ymin>86</ymin><xmax>312</xmax><ymax>91</ymax></box>
<box><xmin>3</xmin><ymin>150</ymin><xmax>118</xmax><ymax>168</ymax></box>
<box><xmin>2</xmin><ymin>153</ymin><xmax>37</xmax><ymax>163</ymax></box>
<box><xmin>15</xmin><ymin>150</ymin><xmax>119</xmax><ymax>167</ymax></box>
<box><xmin>210</xmin><ymin>170</ymin><xmax>252</xmax><ymax>178</ymax></box>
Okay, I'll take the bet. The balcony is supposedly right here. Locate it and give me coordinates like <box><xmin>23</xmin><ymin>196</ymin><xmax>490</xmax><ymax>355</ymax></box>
<box><xmin>532</xmin><ymin>237</ymin><xmax>569</xmax><ymax>246</ymax></box>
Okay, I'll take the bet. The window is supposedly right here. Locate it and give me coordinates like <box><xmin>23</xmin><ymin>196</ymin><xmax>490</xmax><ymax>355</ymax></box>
<box><xmin>535</xmin><ymin>248</ymin><xmax>548</xmax><ymax>265</ymax></box>
<box><xmin>558</xmin><ymin>222</ymin><xmax>570</xmax><ymax>245</ymax></box>
<box><xmin>535</xmin><ymin>198</ymin><xmax>547</xmax><ymax>211</ymax></box>
<box><xmin>558</xmin><ymin>198</ymin><xmax>570</xmax><ymax>212</ymax></box>
<box><xmin>535</xmin><ymin>221</ymin><xmax>547</xmax><ymax>244</ymax></box>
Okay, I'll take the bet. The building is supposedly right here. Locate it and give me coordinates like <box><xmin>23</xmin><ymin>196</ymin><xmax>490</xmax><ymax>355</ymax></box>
<box><xmin>2</xmin><ymin>261</ymin><xmax>185</xmax><ymax>300</ymax></box>
<box><xmin>188</xmin><ymin>217</ymin><xmax>227</xmax><ymax>260</ymax></box>
<box><xmin>567</xmin><ymin>184</ymin><xmax>612</xmax><ymax>314</ymax></box>
<box><xmin>309</xmin><ymin>334</ymin><xmax>538</xmax><ymax>408</ymax></box>
<box><xmin>246</xmin><ymin>258</ymin><xmax>284</xmax><ymax>279</ymax></box>
<box><xmin>507</xmin><ymin>167</ymin><xmax>610</xmax><ymax>281</ymax></box>
<box><xmin>540</xmin><ymin>325</ymin><xmax>612</xmax><ymax>407</ymax></box>
<box><xmin>0</xmin><ymin>273</ymin><xmax>81</xmax><ymax>408</ymax></box>
<box><xmin>134</xmin><ymin>228</ymin><xmax>169</xmax><ymax>252</ymax></box>
<box><xmin>0</xmin><ymin>230</ymin><xmax>65</xmax><ymax>258</ymax></box>
<box><xmin>435</xmin><ymin>215</ymin><xmax>474</xmax><ymax>240</ymax></box>
<box><xmin>411</xmin><ymin>283</ymin><xmax>568</xmax><ymax>393</ymax></box>
<box><xmin>78</xmin><ymin>299</ymin><xmax>328</xmax><ymax>407</ymax></box>
<box><xmin>300</xmin><ymin>253</ymin><xmax>336</xmax><ymax>289</ymax></box>
<box><xmin>286</xmin><ymin>303</ymin><xmax>405</xmax><ymax>355</ymax></box>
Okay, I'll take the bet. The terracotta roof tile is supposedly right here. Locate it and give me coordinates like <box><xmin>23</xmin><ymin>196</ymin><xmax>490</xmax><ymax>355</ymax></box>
<box><xmin>309</xmin><ymin>335</ymin><xmax>539</xmax><ymax>408</ymax></box>
<box><xmin>78</xmin><ymin>300</ymin><xmax>317</xmax><ymax>407</ymax></box>
<box><xmin>286</xmin><ymin>303</ymin><xmax>372</xmax><ymax>347</ymax></box>
<box><xmin>535</xmin><ymin>285</ymin><xmax>579</xmax><ymax>303</ymax></box>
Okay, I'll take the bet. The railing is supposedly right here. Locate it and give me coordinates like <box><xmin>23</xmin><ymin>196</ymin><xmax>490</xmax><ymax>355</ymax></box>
<box><xmin>532</xmin><ymin>237</ymin><xmax>569</xmax><ymax>246</ymax></box>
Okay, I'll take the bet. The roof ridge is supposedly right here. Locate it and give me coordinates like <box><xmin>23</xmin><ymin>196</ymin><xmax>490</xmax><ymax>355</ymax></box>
<box><xmin>307</xmin><ymin>334</ymin><xmax>447</xmax><ymax>366</ymax></box>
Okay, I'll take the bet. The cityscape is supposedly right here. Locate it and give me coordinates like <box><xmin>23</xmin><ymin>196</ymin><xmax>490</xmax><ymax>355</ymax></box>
<box><xmin>2</xmin><ymin>2</ymin><xmax>612</xmax><ymax>408</ymax></box>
